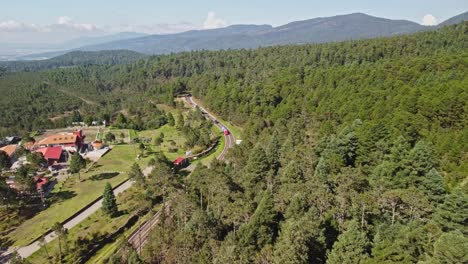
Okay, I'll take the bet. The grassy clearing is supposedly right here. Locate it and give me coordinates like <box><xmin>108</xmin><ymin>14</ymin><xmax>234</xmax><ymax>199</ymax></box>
<box><xmin>137</xmin><ymin>125</ymin><xmax>186</xmax><ymax>161</ymax></box>
<box><xmin>27</xmin><ymin>187</ymin><xmax>149</xmax><ymax>263</ymax></box>
<box><xmin>129</xmin><ymin>129</ymin><xmax>138</xmax><ymax>140</ymax></box>
<box><xmin>98</xmin><ymin>128</ymin><xmax>130</xmax><ymax>143</ymax></box>
<box><xmin>7</xmin><ymin>145</ymin><xmax>151</xmax><ymax>247</ymax></box>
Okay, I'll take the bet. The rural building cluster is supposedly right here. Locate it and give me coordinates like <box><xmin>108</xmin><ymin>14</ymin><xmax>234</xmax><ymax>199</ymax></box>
<box><xmin>0</xmin><ymin>129</ymin><xmax>109</xmax><ymax>194</ymax></box>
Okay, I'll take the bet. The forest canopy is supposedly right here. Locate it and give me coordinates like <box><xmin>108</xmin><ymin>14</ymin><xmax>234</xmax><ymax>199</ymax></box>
<box><xmin>0</xmin><ymin>22</ymin><xmax>467</xmax><ymax>263</ymax></box>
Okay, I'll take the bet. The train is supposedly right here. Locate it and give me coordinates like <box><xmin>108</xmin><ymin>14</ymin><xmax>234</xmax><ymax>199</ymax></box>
<box><xmin>221</xmin><ymin>126</ymin><xmax>230</xmax><ymax>135</ymax></box>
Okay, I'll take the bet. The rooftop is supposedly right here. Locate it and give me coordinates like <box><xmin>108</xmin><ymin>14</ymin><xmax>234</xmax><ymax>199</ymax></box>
<box><xmin>37</xmin><ymin>134</ymin><xmax>77</xmax><ymax>146</ymax></box>
<box><xmin>0</xmin><ymin>144</ymin><xmax>17</xmax><ymax>157</ymax></box>
<box><xmin>35</xmin><ymin>146</ymin><xmax>63</xmax><ymax>160</ymax></box>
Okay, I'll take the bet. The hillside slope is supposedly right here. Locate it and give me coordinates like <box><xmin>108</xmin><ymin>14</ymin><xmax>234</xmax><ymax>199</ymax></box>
<box><xmin>0</xmin><ymin>50</ymin><xmax>146</xmax><ymax>72</ymax></box>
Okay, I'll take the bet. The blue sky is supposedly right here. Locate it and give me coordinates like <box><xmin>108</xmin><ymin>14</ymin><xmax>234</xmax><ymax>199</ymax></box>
<box><xmin>1</xmin><ymin>0</ymin><xmax>467</xmax><ymax>43</ymax></box>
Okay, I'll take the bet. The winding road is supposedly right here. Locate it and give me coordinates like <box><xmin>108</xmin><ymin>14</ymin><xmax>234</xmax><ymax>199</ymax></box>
<box><xmin>127</xmin><ymin>95</ymin><xmax>237</xmax><ymax>252</ymax></box>
<box><xmin>0</xmin><ymin>97</ymin><xmax>236</xmax><ymax>262</ymax></box>
<box><xmin>0</xmin><ymin>179</ymin><xmax>134</xmax><ymax>262</ymax></box>
<box><xmin>185</xmin><ymin>95</ymin><xmax>236</xmax><ymax>161</ymax></box>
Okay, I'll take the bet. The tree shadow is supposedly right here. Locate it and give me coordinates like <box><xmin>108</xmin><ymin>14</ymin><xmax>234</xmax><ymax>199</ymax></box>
<box><xmin>0</xmin><ymin>236</ymin><xmax>14</xmax><ymax>250</ymax></box>
<box><xmin>177</xmin><ymin>170</ymin><xmax>191</xmax><ymax>178</ymax></box>
<box><xmin>50</xmin><ymin>190</ymin><xmax>77</xmax><ymax>203</ymax></box>
<box><xmin>89</xmin><ymin>172</ymin><xmax>120</xmax><ymax>181</ymax></box>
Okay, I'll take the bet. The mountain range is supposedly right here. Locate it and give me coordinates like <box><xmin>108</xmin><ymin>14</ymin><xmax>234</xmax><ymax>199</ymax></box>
<box><xmin>5</xmin><ymin>11</ymin><xmax>468</xmax><ymax>61</ymax></box>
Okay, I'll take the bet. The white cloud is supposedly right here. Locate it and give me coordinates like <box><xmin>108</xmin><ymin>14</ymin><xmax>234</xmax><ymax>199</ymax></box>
<box><xmin>57</xmin><ymin>16</ymin><xmax>72</xmax><ymax>25</ymax></box>
<box><xmin>203</xmin><ymin>12</ymin><xmax>227</xmax><ymax>29</ymax></box>
<box><xmin>115</xmin><ymin>22</ymin><xmax>196</xmax><ymax>34</ymax></box>
<box><xmin>422</xmin><ymin>14</ymin><xmax>437</xmax><ymax>26</ymax></box>
<box><xmin>0</xmin><ymin>20</ymin><xmax>42</xmax><ymax>32</ymax></box>
<box><xmin>0</xmin><ymin>16</ymin><xmax>98</xmax><ymax>33</ymax></box>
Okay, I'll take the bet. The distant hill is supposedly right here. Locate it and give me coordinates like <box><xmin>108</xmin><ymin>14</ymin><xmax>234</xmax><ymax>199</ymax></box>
<box><xmin>0</xmin><ymin>50</ymin><xmax>146</xmax><ymax>72</ymax></box>
<box><xmin>8</xmin><ymin>11</ymin><xmax>467</xmax><ymax>60</ymax></box>
<box><xmin>1</xmin><ymin>32</ymin><xmax>147</xmax><ymax>61</ymax></box>
<box><xmin>77</xmin><ymin>13</ymin><xmax>426</xmax><ymax>54</ymax></box>
<box><xmin>439</xmin><ymin>11</ymin><xmax>468</xmax><ymax>27</ymax></box>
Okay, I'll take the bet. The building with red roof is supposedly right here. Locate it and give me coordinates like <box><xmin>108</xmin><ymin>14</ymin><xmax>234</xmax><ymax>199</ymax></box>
<box><xmin>36</xmin><ymin>177</ymin><xmax>48</xmax><ymax>192</ymax></box>
<box><xmin>173</xmin><ymin>157</ymin><xmax>188</xmax><ymax>171</ymax></box>
<box><xmin>35</xmin><ymin>146</ymin><xmax>63</xmax><ymax>165</ymax></box>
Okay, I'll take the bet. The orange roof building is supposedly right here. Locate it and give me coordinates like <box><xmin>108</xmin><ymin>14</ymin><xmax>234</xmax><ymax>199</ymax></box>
<box><xmin>37</xmin><ymin>134</ymin><xmax>78</xmax><ymax>146</ymax></box>
<box><xmin>35</xmin><ymin>130</ymin><xmax>85</xmax><ymax>151</ymax></box>
<box><xmin>0</xmin><ymin>144</ymin><xmax>17</xmax><ymax>157</ymax></box>
<box><xmin>91</xmin><ymin>140</ymin><xmax>104</xmax><ymax>150</ymax></box>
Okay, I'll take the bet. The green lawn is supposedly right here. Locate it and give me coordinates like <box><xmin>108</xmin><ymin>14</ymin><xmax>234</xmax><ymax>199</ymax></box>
<box><xmin>27</xmin><ymin>187</ymin><xmax>150</xmax><ymax>263</ymax></box>
<box><xmin>87</xmin><ymin>205</ymin><xmax>161</xmax><ymax>264</ymax></box>
<box><xmin>137</xmin><ymin>125</ymin><xmax>187</xmax><ymax>161</ymax></box>
<box><xmin>7</xmin><ymin>145</ymin><xmax>151</xmax><ymax>247</ymax></box>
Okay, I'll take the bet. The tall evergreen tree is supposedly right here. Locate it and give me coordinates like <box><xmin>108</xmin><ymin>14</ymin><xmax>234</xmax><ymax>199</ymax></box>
<box><xmin>128</xmin><ymin>163</ymin><xmax>145</xmax><ymax>187</ymax></box>
<box><xmin>238</xmin><ymin>190</ymin><xmax>278</xmax><ymax>251</ymax></box>
<box><xmin>69</xmin><ymin>152</ymin><xmax>86</xmax><ymax>181</ymax></box>
<box><xmin>273</xmin><ymin>210</ymin><xmax>326</xmax><ymax>264</ymax></box>
<box><xmin>243</xmin><ymin>144</ymin><xmax>269</xmax><ymax>196</ymax></box>
<box><xmin>166</xmin><ymin>112</ymin><xmax>175</xmax><ymax>127</ymax></box>
<box><xmin>421</xmin><ymin>168</ymin><xmax>446</xmax><ymax>203</ymax></box>
<box><xmin>432</xmin><ymin>231</ymin><xmax>468</xmax><ymax>264</ymax></box>
<box><xmin>266</xmin><ymin>134</ymin><xmax>281</xmax><ymax>175</ymax></box>
<box><xmin>432</xmin><ymin>188</ymin><xmax>468</xmax><ymax>235</ymax></box>
<box><xmin>102</xmin><ymin>183</ymin><xmax>118</xmax><ymax>217</ymax></box>
<box><xmin>327</xmin><ymin>221</ymin><xmax>370</xmax><ymax>264</ymax></box>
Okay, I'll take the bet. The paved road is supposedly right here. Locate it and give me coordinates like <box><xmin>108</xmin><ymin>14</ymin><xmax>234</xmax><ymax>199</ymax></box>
<box><xmin>127</xmin><ymin>96</ymin><xmax>237</xmax><ymax>253</ymax></box>
<box><xmin>1</xmin><ymin>178</ymin><xmax>134</xmax><ymax>262</ymax></box>
<box><xmin>1</xmin><ymin>97</ymin><xmax>235</xmax><ymax>262</ymax></box>
<box><xmin>185</xmin><ymin>96</ymin><xmax>236</xmax><ymax>161</ymax></box>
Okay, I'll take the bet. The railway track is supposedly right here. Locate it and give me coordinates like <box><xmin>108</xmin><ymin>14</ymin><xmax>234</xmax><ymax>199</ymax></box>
<box><xmin>127</xmin><ymin>96</ymin><xmax>236</xmax><ymax>254</ymax></box>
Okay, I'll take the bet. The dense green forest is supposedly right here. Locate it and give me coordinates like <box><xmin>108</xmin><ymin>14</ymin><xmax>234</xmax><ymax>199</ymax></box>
<box><xmin>0</xmin><ymin>23</ymin><xmax>467</xmax><ymax>263</ymax></box>
<box><xmin>0</xmin><ymin>50</ymin><xmax>145</xmax><ymax>73</ymax></box>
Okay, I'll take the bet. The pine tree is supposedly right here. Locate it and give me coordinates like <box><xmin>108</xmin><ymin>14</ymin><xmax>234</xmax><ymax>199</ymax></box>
<box><xmin>176</xmin><ymin>112</ymin><xmax>184</xmax><ymax>129</ymax></box>
<box><xmin>314</xmin><ymin>157</ymin><xmax>329</xmax><ymax>183</ymax></box>
<box><xmin>167</xmin><ymin>112</ymin><xmax>175</xmax><ymax>126</ymax></box>
<box><xmin>409</xmin><ymin>140</ymin><xmax>437</xmax><ymax>177</ymax></box>
<box><xmin>433</xmin><ymin>188</ymin><xmax>468</xmax><ymax>235</ymax></box>
<box><xmin>266</xmin><ymin>134</ymin><xmax>281</xmax><ymax>175</ymax></box>
<box><xmin>102</xmin><ymin>183</ymin><xmax>118</xmax><ymax>217</ymax></box>
<box><xmin>128</xmin><ymin>163</ymin><xmax>145</xmax><ymax>186</ymax></box>
<box><xmin>69</xmin><ymin>152</ymin><xmax>86</xmax><ymax>181</ymax></box>
<box><xmin>273</xmin><ymin>211</ymin><xmax>325</xmax><ymax>264</ymax></box>
<box><xmin>52</xmin><ymin>222</ymin><xmax>67</xmax><ymax>262</ymax></box>
<box><xmin>432</xmin><ymin>231</ymin><xmax>468</xmax><ymax>264</ymax></box>
<box><xmin>421</xmin><ymin>168</ymin><xmax>445</xmax><ymax>203</ymax></box>
<box><xmin>327</xmin><ymin>221</ymin><xmax>370</xmax><ymax>264</ymax></box>
<box><xmin>126</xmin><ymin>247</ymin><xmax>143</xmax><ymax>264</ymax></box>
<box><xmin>238</xmin><ymin>190</ymin><xmax>278</xmax><ymax>251</ymax></box>
<box><xmin>243</xmin><ymin>144</ymin><xmax>269</xmax><ymax>196</ymax></box>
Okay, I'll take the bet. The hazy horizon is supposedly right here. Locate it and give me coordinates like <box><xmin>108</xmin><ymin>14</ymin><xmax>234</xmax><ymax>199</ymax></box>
<box><xmin>1</xmin><ymin>0</ymin><xmax>467</xmax><ymax>45</ymax></box>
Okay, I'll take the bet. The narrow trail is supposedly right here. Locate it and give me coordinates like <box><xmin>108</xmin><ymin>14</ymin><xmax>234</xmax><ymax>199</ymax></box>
<box><xmin>57</xmin><ymin>89</ymin><xmax>97</xmax><ymax>105</ymax></box>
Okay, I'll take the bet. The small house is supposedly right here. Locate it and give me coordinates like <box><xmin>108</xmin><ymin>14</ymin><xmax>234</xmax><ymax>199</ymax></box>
<box><xmin>173</xmin><ymin>157</ymin><xmax>188</xmax><ymax>170</ymax></box>
<box><xmin>0</xmin><ymin>144</ymin><xmax>18</xmax><ymax>163</ymax></box>
<box><xmin>35</xmin><ymin>146</ymin><xmax>63</xmax><ymax>165</ymax></box>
